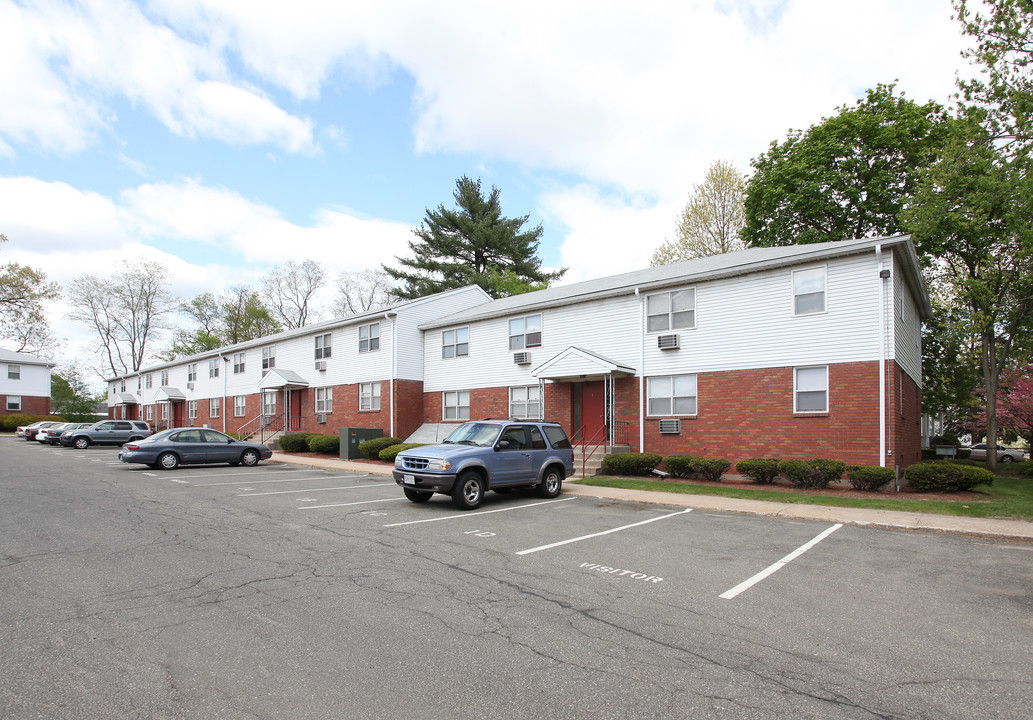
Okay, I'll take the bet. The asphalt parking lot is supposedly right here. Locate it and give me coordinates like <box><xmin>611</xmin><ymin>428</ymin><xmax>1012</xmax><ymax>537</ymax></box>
<box><xmin>2</xmin><ymin>437</ymin><xmax>1032</xmax><ymax>719</ymax></box>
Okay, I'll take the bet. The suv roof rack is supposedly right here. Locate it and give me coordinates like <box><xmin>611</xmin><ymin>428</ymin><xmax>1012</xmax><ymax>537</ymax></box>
<box><xmin>479</xmin><ymin>417</ymin><xmax>562</xmax><ymax>424</ymax></box>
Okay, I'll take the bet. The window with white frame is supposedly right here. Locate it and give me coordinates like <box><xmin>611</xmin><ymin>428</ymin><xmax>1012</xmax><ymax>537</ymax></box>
<box><xmin>359</xmin><ymin>323</ymin><xmax>380</xmax><ymax>353</ymax></box>
<box><xmin>233</xmin><ymin>352</ymin><xmax>245</xmax><ymax>374</ymax></box>
<box><xmin>6</xmin><ymin>395</ymin><xmax>20</xmax><ymax>411</ymax></box>
<box><xmin>442</xmin><ymin>390</ymin><xmax>470</xmax><ymax>421</ymax></box>
<box><xmin>262</xmin><ymin>346</ymin><xmax>275</xmax><ymax>375</ymax></box>
<box><xmin>209</xmin><ymin>358</ymin><xmax>220</xmax><ymax>378</ymax></box>
<box><xmin>508</xmin><ymin>314</ymin><xmax>542</xmax><ymax>350</ymax></box>
<box><xmin>359</xmin><ymin>382</ymin><xmax>380</xmax><ymax>411</ymax></box>
<box><xmin>209</xmin><ymin>397</ymin><xmax>221</xmax><ymax>418</ymax></box>
<box><xmin>509</xmin><ymin>385</ymin><xmax>541</xmax><ymax>419</ymax></box>
<box><xmin>161</xmin><ymin>403</ymin><xmax>169</xmax><ymax>422</ymax></box>
<box><xmin>262</xmin><ymin>392</ymin><xmax>277</xmax><ymax>416</ymax></box>
<box><xmin>160</xmin><ymin>370</ymin><xmax>169</xmax><ymax>386</ymax></box>
<box><xmin>646</xmin><ymin>289</ymin><xmax>695</xmax><ymax>332</ymax></box>
<box><xmin>315</xmin><ymin>387</ymin><xmax>334</xmax><ymax>414</ymax></box>
<box><xmin>120</xmin><ymin>379</ymin><xmax>126</xmax><ymax>392</ymax></box>
<box><xmin>187</xmin><ymin>400</ymin><xmax>197</xmax><ymax>421</ymax></box>
<box><xmin>137</xmin><ymin>377</ymin><xmax>142</xmax><ymax>392</ymax></box>
<box><xmin>187</xmin><ymin>363</ymin><xmax>197</xmax><ymax>382</ymax></box>
<box><xmin>647</xmin><ymin>375</ymin><xmax>698</xmax><ymax>416</ymax></box>
<box><xmin>7</xmin><ymin>364</ymin><xmax>19</xmax><ymax>380</ymax></box>
<box><xmin>145</xmin><ymin>374</ymin><xmax>153</xmax><ymax>389</ymax></box>
<box><xmin>315</xmin><ymin>333</ymin><xmax>332</xmax><ymax>360</ymax></box>
<box><xmin>442</xmin><ymin>327</ymin><xmax>469</xmax><ymax>358</ymax></box>
<box><xmin>794</xmin><ymin>366</ymin><xmax>828</xmax><ymax>413</ymax></box>
<box><xmin>146</xmin><ymin>405</ymin><xmax>153</xmax><ymax>421</ymax></box>
<box><xmin>234</xmin><ymin>395</ymin><xmax>246</xmax><ymax>417</ymax></box>
<box><xmin>793</xmin><ymin>267</ymin><xmax>827</xmax><ymax>315</ymax></box>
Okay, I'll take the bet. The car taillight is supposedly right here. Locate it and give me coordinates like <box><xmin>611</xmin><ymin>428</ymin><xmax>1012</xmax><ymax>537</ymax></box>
<box><xmin>125</xmin><ymin>444</ymin><xmax>138</xmax><ymax>451</ymax></box>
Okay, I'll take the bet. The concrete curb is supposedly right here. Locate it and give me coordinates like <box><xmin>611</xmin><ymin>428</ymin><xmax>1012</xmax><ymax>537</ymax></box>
<box><xmin>270</xmin><ymin>453</ymin><xmax>1033</xmax><ymax>543</ymax></box>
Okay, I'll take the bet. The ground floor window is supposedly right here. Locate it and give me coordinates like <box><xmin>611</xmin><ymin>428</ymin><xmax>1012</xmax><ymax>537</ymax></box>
<box><xmin>316</xmin><ymin>387</ymin><xmax>334</xmax><ymax>414</ymax></box>
<box><xmin>161</xmin><ymin>403</ymin><xmax>169</xmax><ymax>422</ymax></box>
<box><xmin>6</xmin><ymin>395</ymin><xmax>20</xmax><ymax>411</ymax></box>
<box><xmin>146</xmin><ymin>405</ymin><xmax>153</xmax><ymax>421</ymax></box>
<box><xmin>262</xmin><ymin>392</ymin><xmax>277</xmax><ymax>416</ymax></box>
<box><xmin>209</xmin><ymin>398</ymin><xmax>220</xmax><ymax>419</ymax></box>
<box><xmin>647</xmin><ymin>375</ymin><xmax>697</xmax><ymax>416</ymax></box>
<box><xmin>442</xmin><ymin>390</ymin><xmax>470</xmax><ymax>421</ymax></box>
<box><xmin>794</xmin><ymin>365</ymin><xmax>828</xmax><ymax>413</ymax></box>
<box><xmin>359</xmin><ymin>383</ymin><xmax>380</xmax><ymax>411</ymax></box>
<box><xmin>510</xmin><ymin>385</ymin><xmax>540</xmax><ymax>419</ymax></box>
<box><xmin>187</xmin><ymin>400</ymin><xmax>197</xmax><ymax>421</ymax></box>
<box><xmin>234</xmin><ymin>395</ymin><xmax>246</xmax><ymax>417</ymax></box>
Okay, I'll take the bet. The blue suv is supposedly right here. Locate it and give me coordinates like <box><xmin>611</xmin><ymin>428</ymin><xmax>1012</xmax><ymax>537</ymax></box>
<box><xmin>393</xmin><ymin>419</ymin><xmax>575</xmax><ymax>510</ymax></box>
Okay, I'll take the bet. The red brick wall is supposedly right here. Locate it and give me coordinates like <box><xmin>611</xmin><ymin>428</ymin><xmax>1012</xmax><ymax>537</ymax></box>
<box><xmin>393</xmin><ymin>379</ymin><xmax>424</xmax><ymax>441</ymax></box>
<box><xmin>1</xmin><ymin>394</ymin><xmax>50</xmax><ymax>415</ymax></box>
<box><xmin>892</xmin><ymin>365</ymin><xmax>923</xmax><ymax>470</ymax></box>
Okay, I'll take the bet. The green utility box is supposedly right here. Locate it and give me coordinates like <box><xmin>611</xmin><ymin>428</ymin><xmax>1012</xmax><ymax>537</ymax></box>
<box><xmin>340</xmin><ymin>427</ymin><xmax>384</xmax><ymax>460</ymax></box>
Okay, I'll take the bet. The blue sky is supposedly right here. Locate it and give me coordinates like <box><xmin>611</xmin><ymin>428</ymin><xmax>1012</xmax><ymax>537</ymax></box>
<box><xmin>1</xmin><ymin>0</ymin><xmax>970</xmax><ymax>373</ymax></box>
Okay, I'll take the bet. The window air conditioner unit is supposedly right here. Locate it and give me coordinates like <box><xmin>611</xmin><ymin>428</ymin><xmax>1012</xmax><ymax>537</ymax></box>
<box><xmin>316</xmin><ymin>414</ymin><xmax>327</xmax><ymax>424</ymax></box>
<box><xmin>262</xmin><ymin>416</ymin><xmax>272</xmax><ymax>427</ymax></box>
<box><xmin>513</xmin><ymin>352</ymin><xmax>531</xmax><ymax>365</ymax></box>
<box><xmin>659</xmin><ymin>418</ymin><xmax>681</xmax><ymax>434</ymax></box>
<box><xmin>186</xmin><ymin>382</ymin><xmax>194</xmax><ymax>390</ymax></box>
<box><xmin>315</xmin><ymin>361</ymin><xmax>327</xmax><ymax>371</ymax></box>
<box><xmin>657</xmin><ymin>334</ymin><xmax>680</xmax><ymax>350</ymax></box>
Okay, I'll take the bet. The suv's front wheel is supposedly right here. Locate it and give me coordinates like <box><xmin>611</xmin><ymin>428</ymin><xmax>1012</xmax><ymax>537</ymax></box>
<box><xmin>536</xmin><ymin>467</ymin><xmax>563</xmax><ymax>498</ymax></box>
<box><xmin>451</xmin><ymin>471</ymin><xmax>485</xmax><ymax>510</ymax></box>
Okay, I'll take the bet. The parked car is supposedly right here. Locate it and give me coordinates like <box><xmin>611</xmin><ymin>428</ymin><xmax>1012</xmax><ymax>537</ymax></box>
<box><xmin>15</xmin><ymin>420</ymin><xmax>48</xmax><ymax>438</ymax></box>
<box><xmin>967</xmin><ymin>443</ymin><xmax>1030</xmax><ymax>463</ymax></box>
<box><xmin>23</xmin><ymin>421</ymin><xmax>60</xmax><ymax>441</ymax></box>
<box><xmin>118</xmin><ymin>428</ymin><xmax>272</xmax><ymax>470</ymax></box>
<box><xmin>393</xmin><ymin>419</ymin><xmax>575</xmax><ymax>510</ymax></box>
<box><xmin>38</xmin><ymin>422</ymin><xmax>93</xmax><ymax>445</ymax></box>
<box><xmin>61</xmin><ymin>420</ymin><xmax>153</xmax><ymax>448</ymax></box>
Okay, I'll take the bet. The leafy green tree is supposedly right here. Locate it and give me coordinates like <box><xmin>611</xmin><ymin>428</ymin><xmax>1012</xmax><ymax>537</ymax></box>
<box><xmin>651</xmin><ymin>160</ymin><xmax>746</xmax><ymax>265</ymax></box>
<box><xmin>50</xmin><ymin>367</ymin><xmax>101</xmax><ymax>421</ymax></box>
<box><xmin>384</xmin><ymin>176</ymin><xmax>565</xmax><ymax>299</ymax></box>
<box><xmin>0</xmin><ymin>233</ymin><xmax>60</xmax><ymax>354</ymax></box>
<box><xmin>161</xmin><ymin>286</ymin><xmax>281</xmax><ymax>360</ymax></box>
<box><xmin>742</xmin><ymin>84</ymin><xmax>952</xmax><ymax>248</ymax></box>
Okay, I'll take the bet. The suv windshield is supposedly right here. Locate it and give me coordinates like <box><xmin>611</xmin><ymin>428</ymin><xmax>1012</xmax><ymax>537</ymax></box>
<box><xmin>443</xmin><ymin>422</ymin><xmax>501</xmax><ymax>447</ymax></box>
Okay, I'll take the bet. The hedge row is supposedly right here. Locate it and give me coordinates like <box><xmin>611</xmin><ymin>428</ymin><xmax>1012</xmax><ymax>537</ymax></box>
<box><xmin>357</xmin><ymin>436</ymin><xmax>402</xmax><ymax>460</ymax></box>
<box><xmin>903</xmin><ymin>461</ymin><xmax>995</xmax><ymax>492</ymax></box>
<box><xmin>278</xmin><ymin>432</ymin><xmax>340</xmax><ymax>455</ymax></box>
<box><xmin>0</xmin><ymin>414</ymin><xmax>66</xmax><ymax>432</ymax></box>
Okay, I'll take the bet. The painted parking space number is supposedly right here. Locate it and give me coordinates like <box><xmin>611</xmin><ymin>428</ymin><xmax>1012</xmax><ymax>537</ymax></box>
<box><xmin>464</xmin><ymin>530</ymin><xmax>496</xmax><ymax>537</ymax></box>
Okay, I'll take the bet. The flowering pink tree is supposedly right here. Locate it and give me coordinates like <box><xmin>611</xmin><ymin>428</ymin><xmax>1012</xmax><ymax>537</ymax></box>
<box><xmin>997</xmin><ymin>367</ymin><xmax>1033</xmax><ymax>449</ymax></box>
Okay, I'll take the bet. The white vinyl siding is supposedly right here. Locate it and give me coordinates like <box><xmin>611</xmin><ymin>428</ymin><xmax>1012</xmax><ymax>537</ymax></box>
<box><xmin>794</xmin><ymin>366</ymin><xmax>828</xmax><ymax>413</ymax></box>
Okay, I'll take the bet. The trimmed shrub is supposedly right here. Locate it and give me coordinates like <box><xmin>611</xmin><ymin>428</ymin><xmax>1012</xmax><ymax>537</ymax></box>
<box><xmin>602</xmin><ymin>452</ymin><xmax>663</xmax><ymax>476</ymax></box>
<box><xmin>308</xmin><ymin>434</ymin><xmax>340</xmax><ymax>455</ymax></box>
<box><xmin>279</xmin><ymin>433</ymin><xmax>316</xmax><ymax>453</ymax></box>
<box><xmin>777</xmin><ymin>458</ymin><xmax>845</xmax><ymax>489</ymax></box>
<box><xmin>846</xmin><ymin>465</ymin><xmax>895</xmax><ymax>492</ymax></box>
<box><xmin>379</xmin><ymin>443</ymin><xmax>425</xmax><ymax>462</ymax></box>
<box><xmin>1</xmin><ymin>414</ymin><xmax>65</xmax><ymax>432</ymax></box>
<box><xmin>358</xmin><ymin>436</ymin><xmax>401</xmax><ymax>460</ymax></box>
<box><xmin>662</xmin><ymin>456</ymin><xmax>696</xmax><ymax>478</ymax></box>
<box><xmin>904</xmin><ymin>461</ymin><xmax>966</xmax><ymax>492</ymax></box>
<box><xmin>1018</xmin><ymin>460</ymin><xmax>1033</xmax><ymax>478</ymax></box>
<box><xmin>957</xmin><ymin>464</ymin><xmax>995</xmax><ymax>490</ymax></box>
<box><xmin>735</xmin><ymin>458</ymin><xmax>782</xmax><ymax>484</ymax></box>
<box><xmin>810</xmin><ymin>458</ymin><xmax>847</xmax><ymax>487</ymax></box>
<box><xmin>660</xmin><ymin>456</ymin><xmax>728</xmax><ymax>481</ymax></box>
<box><xmin>956</xmin><ymin>448</ymin><xmax>972</xmax><ymax>460</ymax></box>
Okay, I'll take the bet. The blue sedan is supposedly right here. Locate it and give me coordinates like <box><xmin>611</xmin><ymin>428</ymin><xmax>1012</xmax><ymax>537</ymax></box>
<box><xmin>119</xmin><ymin>428</ymin><xmax>272</xmax><ymax>470</ymax></box>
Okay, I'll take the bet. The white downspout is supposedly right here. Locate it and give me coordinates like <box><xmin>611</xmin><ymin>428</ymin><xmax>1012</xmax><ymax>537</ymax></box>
<box><xmin>635</xmin><ymin>288</ymin><xmax>645</xmax><ymax>452</ymax></box>
<box><xmin>876</xmin><ymin>245</ymin><xmax>887</xmax><ymax>468</ymax></box>
<box><xmin>386</xmin><ymin>312</ymin><xmax>396</xmax><ymax>438</ymax></box>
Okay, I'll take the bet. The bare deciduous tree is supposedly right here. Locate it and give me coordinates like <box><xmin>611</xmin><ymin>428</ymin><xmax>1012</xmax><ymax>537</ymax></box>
<box><xmin>332</xmin><ymin>268</ymin><xmax>395</xmax><ymax>317</ymax></box>
<box><xmin>263</xmin><ymin>259</ymin><xmax>327</xmax><ymax>329</ymax></box>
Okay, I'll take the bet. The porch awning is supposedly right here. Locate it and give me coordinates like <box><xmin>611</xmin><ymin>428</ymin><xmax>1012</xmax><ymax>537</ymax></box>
<box><xmin>114</xmin><ymin>393</ymin><xmax>138</xmax><ymax>404</ymax></box>
<box><xmin>532</xmin><ymin>346</ymin><xmax>636</xmax><ymax>381</ymax></box>
<box><xmin>155</xmin><ymin>386</ymin><xmax>186</xmax><ymax>401</ymax></box>
<box><xmin>258</xmin><ymin>368</ymin><xmax>310</xmax><ymax>390</ymax></box>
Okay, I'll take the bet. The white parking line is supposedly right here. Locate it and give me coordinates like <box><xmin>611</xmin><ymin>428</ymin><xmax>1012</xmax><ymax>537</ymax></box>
<box><xmin>719</xmin><ymin>524</ymin><xmax>843</xmax><ymax>600</ymax></box>
<box><xmin>240</xmin><ymin>483</ymin><xmax>393</xmax><ymax>497</ymax></box>
<box><xmin>193</xmin><ymin>474</ymin><xmax>347</xmax><ymax>487</ymax></box>
<box><xmin>171</xmin><ymin>468</ymin><xmax>317</xmax><ymax>480</ymax></box>
<box><xmin>384</xmin><ymin>497</ymin><xmax>575</xmax><ymax>527</ymax></box>
<box><xmin>515</xmin><ymin>508</ymin><xmax>692</xmax><ymax>556</ymax></box>
<box><xmin>300</xmin><ymin>497</ymin><xmax>408</xmax><ymax>510</ymax></box>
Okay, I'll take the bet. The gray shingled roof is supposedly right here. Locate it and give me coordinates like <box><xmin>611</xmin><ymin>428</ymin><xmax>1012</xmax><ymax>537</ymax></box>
<box><xmin>420</xmin><ymin>234</ymin><xmax>931</xmax><ymax>329</ymax></box>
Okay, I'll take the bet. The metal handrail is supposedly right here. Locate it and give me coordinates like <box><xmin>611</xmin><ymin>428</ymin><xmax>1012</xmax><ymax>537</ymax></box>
<box><xmin>575</xmin><ymin>423</ymin><xmax>609</xmax><ymax>478</ymax></box>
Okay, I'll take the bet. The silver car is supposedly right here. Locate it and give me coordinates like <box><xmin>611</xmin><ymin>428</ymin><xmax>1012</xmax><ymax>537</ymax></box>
<box><xmin>967</xmin><ymin>443</ymin><xmax>1029</xmax><ymax>463</ymax></box>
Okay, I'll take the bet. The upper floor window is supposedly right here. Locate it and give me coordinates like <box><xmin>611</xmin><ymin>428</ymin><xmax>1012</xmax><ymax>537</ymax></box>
<box><xmin>794</xmin><ymin>366</ymin><xmax>828</xmax><ymax>413</ymax></box>
<box><xmin>315</xmin><ymin>333</ymin><xmax>332</xmax><ymax>360</ymax></box>
<box><xmin>145</xmin><ymin>374</ymin><xmax>153</xmax><ymax>389</ymax></box>
<box><xmin>137</xmin><ymin>377</ymin><xmax>142</xmax><ymax>392</ymax></box>
<box><xmin>647</xmin><ymin>374</ymin><xmax>698</xmax><ymax>416</ymax></box>
<box><xmin>793</xmin><ymin>267</ymin><xmax>826</xmax><ymax>315</ymax></box>
<box><xmin>119</xmin><ymin>379</ymin><xmax>126</xmax><ymax>392</ymax></box>
<box><xmin>233</xmin><ymin>352</ymin><xmax>246</xmax><ymax>374</ymax></box>
<box><xmin>262</xmin><ymin>346</ymin><xmax>276</xmax><ymax>375</ymax></box>
<box><xmin>359</xmin><ymin>323</ymin><xmax>380</xmax><ymax>353</ymax></box>
<box><xmin>187</xmin><ymin>363</ymin><xmax>197</xmax><ymax>382</ymax></box>
<box><xmin>647</xmin><ymin>289</ymin><xmax>695</xmax><ymax>332</ymax></box>
<box><xmin>508</xmin><ymin>314</ymin><xmax>542</xmax><ymax>351</ymax></box>
<box><xmin>442</xmin><ymin>327</ymin><xmax>469</xmax><ymax>358</ymax></box>
<box><xmin>208</xmin><ymin>358</ymin><xmax>220</xmax><ymax>378</ymax></box>
<box><xmin>160</xmin><ymin>370</ymin><xmax>169</xmax><ymax>386</ymax></box>
<box><xmin>7</xmin><ymin>364</ymin><xmax>20</xmax><ymax>380</ymax></box>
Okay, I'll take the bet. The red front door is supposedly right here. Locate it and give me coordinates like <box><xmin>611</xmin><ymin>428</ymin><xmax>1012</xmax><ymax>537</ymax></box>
<box><xmin>577</xmin><ymin>381</ymin><xmax>606</xmax><ymax>444</ymax></box>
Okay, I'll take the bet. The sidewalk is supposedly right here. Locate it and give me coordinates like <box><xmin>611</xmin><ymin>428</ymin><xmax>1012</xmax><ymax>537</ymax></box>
<box><xmin>271</xmin><ymin>453</ymin><xmax>1033</xmax><ymax>543</ymax></box>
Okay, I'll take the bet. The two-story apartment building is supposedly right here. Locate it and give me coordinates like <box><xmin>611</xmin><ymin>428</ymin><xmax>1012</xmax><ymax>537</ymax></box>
<box><xmin>1</xmin><ymin>348</ymin><xmax>53</xmax><ymax>415</ymax></box>
<box><xmin>107</xmin><ymin>235</ymin><xmax>930</xmax><ymax>470</ymax></box>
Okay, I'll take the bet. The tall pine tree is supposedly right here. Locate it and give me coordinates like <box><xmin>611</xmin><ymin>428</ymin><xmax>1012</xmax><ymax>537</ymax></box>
<box><xmin>385</xmin><ymin>176</ymin><xmax>565</xmax><ymax>299</ymax></box>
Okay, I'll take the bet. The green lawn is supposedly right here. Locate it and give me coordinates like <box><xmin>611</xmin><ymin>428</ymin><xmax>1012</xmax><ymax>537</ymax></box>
<box><xmin>574</xmin><ymin>465</ymin><xmax>1033</xmax><ymax>521</ymax></box>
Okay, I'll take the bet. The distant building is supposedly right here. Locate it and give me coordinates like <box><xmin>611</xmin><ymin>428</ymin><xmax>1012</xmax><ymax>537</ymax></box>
<box><xmin>1</xmin><ymin>348</ymin><xmax>54</xmax><ymax>415</ymax></box>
